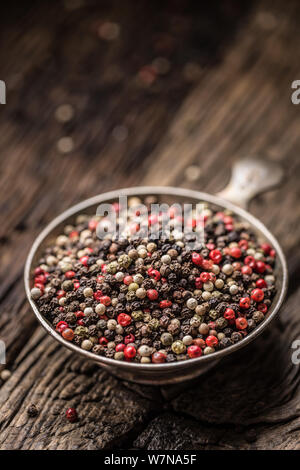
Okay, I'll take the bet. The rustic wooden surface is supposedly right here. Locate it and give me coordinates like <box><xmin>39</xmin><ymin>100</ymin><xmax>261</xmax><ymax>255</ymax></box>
<box><xmin>0</xmin><ymin>0</ymin><xmax>300</xmax><ymax>450</ymax></box>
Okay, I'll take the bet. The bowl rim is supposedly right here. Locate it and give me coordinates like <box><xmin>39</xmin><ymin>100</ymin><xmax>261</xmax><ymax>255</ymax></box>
<box><xmin>24</xmin><ymin>186</ymin><xmax>288</xmax><ymax>372</ymax></box>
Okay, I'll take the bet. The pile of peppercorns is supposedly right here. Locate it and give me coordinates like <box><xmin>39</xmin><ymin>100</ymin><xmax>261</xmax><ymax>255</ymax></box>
<box><xmin>30</xmin><ymin>196</ymin><xmax>277</xmax><ymax>364</ymax></box>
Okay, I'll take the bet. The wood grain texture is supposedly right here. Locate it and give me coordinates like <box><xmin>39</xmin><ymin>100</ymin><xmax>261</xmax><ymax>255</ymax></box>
<box><xmin>0</xmin><ymin>0</ymin><xmax>299</xmax><ymax>450</ymax></box>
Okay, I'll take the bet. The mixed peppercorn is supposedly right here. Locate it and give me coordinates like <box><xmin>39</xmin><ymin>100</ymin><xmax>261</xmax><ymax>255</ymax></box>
<box><xmin>30</xmin><ymin>196</ymin><xmax>277</xmax><ymax>364</ymax></box>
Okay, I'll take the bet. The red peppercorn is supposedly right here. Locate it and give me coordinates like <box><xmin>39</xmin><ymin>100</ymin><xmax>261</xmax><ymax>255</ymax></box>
<box><xmin>209</xmin><ymin>249</ymin><xmax>222</xmax><ymax>264</ymax></box>
<box><xmin>101</xmin><ymin>264</ymin><xmax>107</xmax><ymax>273</ymax></box>
<box><xmin>187</xmin><ymin>345</ymin><xmax>202</xmax><ymax>358</ymax></box>
<box><xmin>97</xmin><ymin>274</ymin><xmax>104</xmax><ymax>283</ymax></box>
<box><xmin>74</xmin><ymin>281</ymin><xmax>80</xmax><ymax>289</ymax></box>
<box><xmin>117</xmin><ymin>313</ymin><xmax>132</xmax><ymax>326</ymax></box>
<box><xmin>206</xmin><ymin>243</ymin><xmax>215</xmax><ymax>250</ymax></box>
<box><xmin>241</xmin><ymin>265</ymin><xmax>252</xmax><ymax>275</ymax></box>
<box><xmin>191</xmin><ymin>252</ymin><xmax>203</xmax><ymax>266</ymax></box>
<box><xmin>202</xmin><ymin>259</ymin><xmax>213</xmax><ymax>270</ymax></box>
<box><xmin>236</xmin><ymin>317</ymin><xmax>248</xmax><ymax>330</ymax></box>
<box><xmin>148</xmin><ymin>268</ymin><xmax>161</xmax><ymax>281</ymax></box>
<box><xmin>224</xmin><ymin>308</ymin><xmax>236</xmax><ymax>323</ymax></box>
<box><xmin>193</xmin><ymin>338</ymin><xmax>205</xmax><ymax>348</ymax></box>
<box><xmin>244</xmin><ymin>256</ymin><xmax>256</xmax><ymax>269</ymax></box>
<box><xmin>270</xmin><ymin>249</ymin><xmax>276</xmax><ymax>258</ymax></box>
<box><xmin>57</xmin><ymin>290</ymin><xmax>66</xmax><ymax>300</ymax></box>
<box><xmin>123</xmin><ymin>275</ymin><xmax>133</xmax><ymax>285</ymax></box>
<box><xmin>99</xmin><ymin>336</ymin><xmax>108</xmax><ymax>346</ymax></box>
<box><xmin>206</xmin><ymin>335</ymin><xmax>218</xmax><ymax>347</ymax></box>
<box><xmin>148</xmin><ymin>214</ymin><xmax>158</xmax><ymax>226</ymax></box>
<box><xmin>35</xmin><ymin>274</ymin><xmax>46</xmax><ymax>284</ymax></box>
<box><xmin>151</xmin><ymin>351</ymin><xmax>166</xmax><ymax>363</ymax></box>
<box><xmin>199</xmin><ymin>272</ymin><xmax>210</xmax><ymax>283</ymax></box>
<box><xmin>130</xmin><ymin>223</ymin><xmax>140</xmax><ymax>234</ymax></box>
<box><xmin>75</xmin><ymin>310</ymin><xmax>84</xmax><ymax>319</ymax></box>
<box><xmin>261</xmin><ymin>243</ymin><xmax>272</xmax><ymax>255</ymax></box>
<box><xmin>223</xmin><ymin>215</ymin><xmax>233</xmax><ymax>225</ymax></box>
<box><xmin>65</xmin><ymin>407</ymin><xmax>78</xmax><ymax>423</ymax></box>
<box><xmin>258</xmin><ymin>303</ymin><xmax>268</xmax><ymax>314</ymax></box>
<box><xmin>112</xmin><ymin>202</ymin><xmax>120</xmax><ymax>212</ymax></box>
<box><xmin>256</xmin><ymin>278</ymin><xmax>267</xmax><ymax>288</ymax></box>
<box><xmin>124</xmin><ymin>345</ymin><xmax>136</xmax><ymax>360</ymax></box>
<box><xmin>77</xmin><ymin>319</ymin><xmax>84</xmax><ymax>326</ymax></box>
<box><xmin>147</xmin><ymin>289</ymin><xmax>158</xmax><ymax>301</ymax></box>
<box><xmin>88</xmin><ymin>219</ymin><xmax>98</xmax><ymax>231</ymax></box>
<box><xmin>79</xmin><ymin>255</ymin><xmax>89</xmax><ymax>266</ymax></box>
<box><xmin>255</xmin><ymin>261</ymin><xmax>266</xmax><ymax>273</ymax></box>
<box><xmin>34</xmin><ymin>282</ymin><xmax>44</xmax><ymax>291</ymax></box>
<box><xmin>65</xmin><ymin>271</ymin><xmax>75</xmax><ymax>279</ymax></box>
<box><xmin>100</xmin><ymin>295</ymin><xmax>111</xmax><ymax>306</ymax></box>
<box><xmin>159</xmin><ymin>300</ymin><xmax>172</xmax><ymax>309</ymax></box>
<box><xmin>56</xmin><ymin>321</ymin><xmax>68</xmax><ymax>333</ymax></box>
<box><xmin>34</xmin><ymin>267</ymin><xmax>44</xmax><ymax>276</ymax></box>
<box><xmin>115</xmin><ymin>343</ymin><xmax>125</xmax><ymax>352</ymax></box>
<box><xmin>230</xmin><ymin>247</ymin><xmax>242</xmax><ymax>259</ymax></box>
<box><xmin>239</xmin><ymin>297</ymin><xmax>251</xmax><ymax>309</ymax></box>
<box><xmin>232</xmin><ymin>262</ymin><xmax>242</xmax><ymax>271</ymax></box>
<box><xmin>62</xmin><ymin>328</ymin><xmax>74</xmax><ymax>341</ymax></box>
<box><xmin>238</xmin><ymin>239</ymin><xmax>248</xmax><ymax>250</ymax></box>
<box><xmin>195</xmin><ymin>278</ymin><xmax>203</xmax><ymax>289</ymax></box>
<box><xmin>124</xmin><ymin>334</ymin><xmax>135</xmax><ymax>344</ymax></box>
<box><xmin>69</xmin><ymin>230</ymin><xmax>79</xmax><ymax>239</ymax></box>
<box><xmin>93</xmin><ymin>290</ymin><xmax>103</xmax><ymax>301</ymax></box>
<box><xmin>251</xmin><ymin>288</ymin><xmax>264</xmax><ymax>302</ymax></box>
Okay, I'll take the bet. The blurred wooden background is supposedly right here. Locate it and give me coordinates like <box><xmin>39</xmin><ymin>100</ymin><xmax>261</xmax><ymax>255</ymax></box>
<box><xmin>0</xmin><ymin>0</ymin><xmax>299</xmax><ymax>450</ymax></box>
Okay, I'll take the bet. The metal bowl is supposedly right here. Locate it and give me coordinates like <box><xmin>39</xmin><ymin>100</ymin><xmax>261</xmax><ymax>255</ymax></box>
<box><xmin>24</xmin><ymin>158</ymin><xmax>288</xmax><ymax>385</ymax></box>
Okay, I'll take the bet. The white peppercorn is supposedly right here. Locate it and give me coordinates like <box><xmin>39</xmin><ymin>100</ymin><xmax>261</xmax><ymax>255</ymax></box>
<box><xmin>30</xmin><ymin>287</ymin><xmax>42</xmax><ymax>300</ymax></box>
<box><xmin>186</xmin><ymin>298</ymin><xmax>198</xmax><ymax>310</ymax></box>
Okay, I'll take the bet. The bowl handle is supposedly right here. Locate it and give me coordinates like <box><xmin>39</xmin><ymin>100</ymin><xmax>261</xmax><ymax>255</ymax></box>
<box><xmin>217</xmin><ymin>157</ymin><xmax>284</xmax><ymax>210</ymax></box>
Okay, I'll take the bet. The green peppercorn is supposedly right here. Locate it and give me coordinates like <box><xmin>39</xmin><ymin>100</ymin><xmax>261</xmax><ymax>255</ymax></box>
<box><xmin>215</xmin><ymin>317</ymin><xmax>228</xmax><ymax>330</ymax></box>
<box><xmin>128</xmin><ymin>282</ymin><xmax>139</xmax><ymax>292</ymax></box>
<box><xmin>62</xmin><ymin>280</ymin><xmax>74</xmax><ymax>291</ymax></box>
<box><xmin>97</xmin><ymin>319</ymin><xmax>107</xmax><ymax>330</ymax></box>
<box><xmin>209</xmin><ymin>309</ymin><xmax>219</xmax><ymax>320</ymax></box>
<box><xmin>149</xmin><ymin>318</ymin><xmax>160</xmax><ymax>330</ymax></box>
<box><xmin>138</xmin><ymin>345</ymin><xmax>152</xmax><ymax>357</ymax></box>
<box><xmin>253</xmin><ymin>311</ymin><xmax>264</xmax><ymax>324</ymax></box>
<box><xmin>74</xmin><ymin>326</ymin><xmax>89</xmax><ymax>337</ymax></box>
<box><xmin>126</xmin><ymin>291</ymin><xmax>136</xmax><ymax>301</ymax></box>
<box><xmin>118</xmin><ymin>254</ymin><xmax>131</xmax><ymax>268</ymax></box>
<box><xmin>131</xmin><ymin>310</ymin><xmax>144</xmax><ymax>321</ymax></box>
<box><xmin>171</xmin><ymin>340</ymin><xmax>186</xmax><ymax>355</ymax></box>
<box><xmin>161</xmin><ymin>332</ymin><xmax>173</xmax><ymax>346</ymax></box>
<box><xmin>106</xmin><ymin>261</ymin><xmax>118</xmax><ymax>274</ymax></box>
<box><xmin>114</xmin><ymin>352</ymin><xmax>125</xmax><ymax>361</ymax></box>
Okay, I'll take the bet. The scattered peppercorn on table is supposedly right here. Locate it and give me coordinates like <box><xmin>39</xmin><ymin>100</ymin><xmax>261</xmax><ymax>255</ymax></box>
<box><xmin>0</xmin><ymin>0</ymin><xmax>300</xmax><ymax>451</ymax></box>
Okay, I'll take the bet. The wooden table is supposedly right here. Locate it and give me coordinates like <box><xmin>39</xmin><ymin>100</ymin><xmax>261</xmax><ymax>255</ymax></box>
<box><xmin>0</xmin><ymin>0</ymin><xmax>299</xmax><ymax>450</ymax></box>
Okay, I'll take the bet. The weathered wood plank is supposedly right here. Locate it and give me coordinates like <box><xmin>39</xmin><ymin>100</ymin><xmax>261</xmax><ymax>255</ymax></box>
<box><xmin>0</xmin><ymin>0</ymin><xmax>299</xmax><ymax>450</ymax></box>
